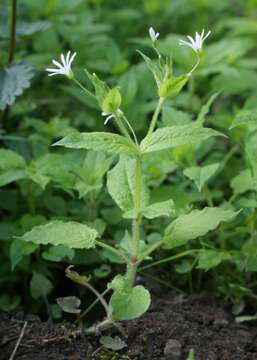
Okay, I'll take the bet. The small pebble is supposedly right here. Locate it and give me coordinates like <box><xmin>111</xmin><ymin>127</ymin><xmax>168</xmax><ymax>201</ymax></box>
<box><xmin>164</xmin><ymin>339</ymin><xmax>182</xmax><ymax>360</ymax></box>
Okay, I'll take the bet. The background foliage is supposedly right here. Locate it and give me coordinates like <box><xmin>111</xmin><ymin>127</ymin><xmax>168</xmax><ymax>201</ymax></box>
<box><xmin>1</xmin><ymin>0</ymin><xmax>257</xmax><ymax>320</ymax></box>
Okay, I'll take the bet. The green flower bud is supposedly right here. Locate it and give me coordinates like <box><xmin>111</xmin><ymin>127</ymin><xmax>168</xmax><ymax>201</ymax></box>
<box><xmin>102</xmin><ymin>88</ymin><xmax>122</xmax><ymax>113</ymax></box>
<box><xmin>158</xmin><ymin>75</ymin><xmax>188</xmax><ymax>99</ymax></box>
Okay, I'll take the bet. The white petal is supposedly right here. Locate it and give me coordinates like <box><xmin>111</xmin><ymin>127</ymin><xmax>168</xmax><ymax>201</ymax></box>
<box><xmin>60</xmin><ymin>53</ymin><xmax>66</xmax><ymax>67</ymax></box>
<box><xmin>186</xmin><ymin>35</ymin><xmax>195</xmax><ymax>46</ymax></box>
<box><xmin>66</xmin><ymin>51</ymin><xmax>71</xmax><ymax>65</ymax></box>
<box><xmin>203</xmin><ymin>30</ymin><xmax>211</xmax><ymax>41</ymax></box>
<box><xmin>68</xmin><ymin>52</ymin><xmax>77</xmax><ymax>67</ymax></box>
<box><xmin>46</xmin><ymin>68</ymin><xmax>60</xmax><ymax>72</ymax></box>
<box><xmin>52</xmin><ymin>60</ymin><xmax>63</xmax><ymax>68</ymax></box>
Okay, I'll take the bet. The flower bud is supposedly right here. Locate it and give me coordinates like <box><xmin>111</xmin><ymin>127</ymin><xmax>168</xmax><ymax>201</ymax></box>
<box><xmin>158</xmin><ymin>75</ymin><xmax>188</xmax><ymax>99</ymax></box>
<box><xmin>102</xmin><ymin>88</ymin><xmax>122</xmax><ymax>113</ymax></box>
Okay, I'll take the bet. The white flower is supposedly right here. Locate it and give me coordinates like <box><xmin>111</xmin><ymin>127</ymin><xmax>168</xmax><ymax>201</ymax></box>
<box><xmin>179</xmin><ymin>29</ymin><xmax>211</xmax><ymax>53</ymax></box>
<box><xmin>149</xmin><ymin>27</ymin><xmax>159</xmax><ymax>42</ymax></box>
<box><xmin>46</xmin><ymin>51</ymin><xmax>76</xmax><ymax>78</ymax></box>
<box><xmin>102</xmin><ymin>112</ymin><xmax>115</xmax><ymax>125</ymax></box>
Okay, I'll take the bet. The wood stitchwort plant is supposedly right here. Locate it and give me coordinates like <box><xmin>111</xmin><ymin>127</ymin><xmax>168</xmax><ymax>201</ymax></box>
<box><xmin>18</xmin><ymin>28</ymin><xmax>239</xmax><ymax>333</ymax></box>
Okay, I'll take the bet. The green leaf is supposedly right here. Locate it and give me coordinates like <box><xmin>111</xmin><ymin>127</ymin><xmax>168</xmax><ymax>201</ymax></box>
<box><xmin>19</xmin><ymin>221</ymin><xmax>98</xmax><ymax>249</ymax></box>
<box><xmin>107</xmin><ymin>156</ymin><xmax>149</xmax><ymax>213</ymax></box>
<box><xmin>0</xmin><ymin>294</ymin><xmax>20</xmax><ymax>312</ymax></box>
<box><xmin>195</xmin><ymin>92</ymin><xmax>220</xmax><ymax>126</ymax></box>
<box><xmin>30</xmin><ymin>272</ymin><xmax>53</xmax><ymax>299</ymax></box>
<box><xmin>10</xmin><ymin>238</ymin><xmax>38</xmax><ymax>270</ymax></box>
<box><xmin>109</xmin><ymin>275</ymin><xmax>151</xmax><ymax>321</ymax></box>
<box><xmin>84</xmin><ymin>69</ymin><xmax>109</xmax><ymax>106</ymax></box>
<box><xmin>197</xmin><ymin>250</ymin><xmax>232</xmax><ymax>271</ymax></box>
<box><xmin>124</xmin><ymin>199</ymin><xmax>175</xmax><ymax>219</ymax></box>
<box><xmin>183</xmin><ymin>163</ymin><xmax>220</xmax><ymax>191</ymax></box>
<box><xmin>0</xmin><ymin>169</ymin><xmax>27</xmax><ymax>187</ymax></box>
<box><xmin>42</xmin><ymin>245</ymin><xmax>75</xmax><ymax>262</ymax></box>
<box><xmin>100</xmin><ymin>336</ymin><xmax>127</xmax><ymax>351</ymax></box>
<box><xmin>230</xmin><ymin>169</ymin><xmax>257</xmax><ymax>195</ymax></box>
<box><xmin>230</xmin><ymin>110</ymin><xmax>257</xmax><ymax>129</ymax></box>
<box><xmin>141</xmin><ymin>125</ymin><xmax>224</xmax><ymax>154</ymax></box>
<box><xmin>54</xmin><ymin>132</ymin><xmax>140</xmax><ymax>157</ymax></box>
<box><xmin>0</xmin><ymin>62</ymin><xmax>34</xmax><ymax>110</ymax></box>
<box><xmin>57</xmin><ymin>296</ymin><xmax>81</xmax><ymax>314</ymax></box>
<box><xmin>0</xmin><ymin>149</ymin><xmax>26</xmax><ymax>170</ymax></box>
<box><xmin>138</xmin><ymin>50</ymin><xmax>163</xmax><ymax>88</ymax></box>
<box><xmin>164</xmin><ymin>207</ymin><xmax>239</xmax><ymax>248</ymax></box>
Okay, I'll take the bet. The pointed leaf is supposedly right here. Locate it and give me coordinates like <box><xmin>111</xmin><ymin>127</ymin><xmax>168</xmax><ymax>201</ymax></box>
<box><xmin>184</xmin><ymin>163</ymin><xmax>220</xmax><ymax>191</ymax></box>
<box><xmin>141</xmin><ymin>125</ymin><xmax>224</xmax><ymax>154</ymax></box>
<box><xmin>164</xmin><ymin>207</ymin><xmax>239</xmax><ymax>248</ymax></box>
<box><xmin>54</xmin><ymin>132</ymin><xmax>140</xmax><ymax>157</ymax></box>
<box><xmin>19</xmin><ymin>221</ymin><xmax>98</xmax><ymax>249</ymax></box>
<box><xmin>107</xmin><ymin>156</ymin><xmax>149</xmax><ymax>213</ymax></box>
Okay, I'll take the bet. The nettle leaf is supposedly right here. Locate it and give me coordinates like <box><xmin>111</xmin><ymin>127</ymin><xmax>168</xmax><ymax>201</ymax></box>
<box><xmin>107</xmin><ymin>156</ymin><xmax>149</xmax><ymax>213</ymax></box>
<box><xmin>164</xmin><ymin>207</ymin><xmax>239</xmax><ymax>248</ymax></box>
<box><xmin>30</xmin><ymin>272</ymin><xmax>53</xmax><ymax>299</ymax></box>
<box><xmin>183</xmin><ymin>163</ymin><xmax>220</xmax><ymax>191</ymax></box>
<box><xmin>230</xmin><ymin>169</ymin><xmax>257</xmax><ymax>195</ymax></box>
<box><xmin>108</xmin><ymin>275</ymin><xmax>151</xmax><ymax>321</ymax></box>
<box><xmin>197</xmin><ymin>250</ymin><xmax>232</xmax><ymax>271</ymax></box>
<box><xmin>0</xmin><ymin>62</ymin><xmax>34</xmax><ymax>110</ymax></box>
<box><xmin>57</xmin><ymin>296</ymin><xmax>81</xmax><ymax>314</ymax></box>
<box><xmin>230</xmin><ymin>110</ymin><xmax>257</xmax><ymax>129</ymax></box>
<box><xmin>141</xmin><ymin>125</ymin><xmax>224</xmax><ymax>154</ymax></box>
<box><xmin>54</xmin><ymin>132</ymin><xmax>140</xmax><ymax>157</ymax></box>
<box><xmin>19</xmin><ymin>221</ymin><xmax>98</xmax><ymax>249</ymax></box>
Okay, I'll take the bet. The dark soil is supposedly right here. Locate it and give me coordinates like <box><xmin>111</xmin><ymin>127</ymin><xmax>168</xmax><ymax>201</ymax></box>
<box><xmin>1</xmin><ymin>292</ymin><xmax>257</xmax><ymax>360</ymax></box>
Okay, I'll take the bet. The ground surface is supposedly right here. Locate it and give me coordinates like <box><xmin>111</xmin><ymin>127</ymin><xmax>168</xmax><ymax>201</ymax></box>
<box><xmin>1</xmin><ymin>292</ymin><xmax>257</xmax><ymax>360</ymax></box>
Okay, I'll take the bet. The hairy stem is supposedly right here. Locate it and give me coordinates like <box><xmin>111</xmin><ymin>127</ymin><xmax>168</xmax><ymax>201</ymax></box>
<box><xmin>126</xmin><ymin>158</ymin><xmax>143</xmax><ymax>285</ymax></box>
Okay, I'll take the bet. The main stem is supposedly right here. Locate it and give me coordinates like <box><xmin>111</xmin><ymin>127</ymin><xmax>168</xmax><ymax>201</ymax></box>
<box><xmin>126</xmin><ymin>157</ymin><xmax>142</xmax><ymax>286</ymax></box>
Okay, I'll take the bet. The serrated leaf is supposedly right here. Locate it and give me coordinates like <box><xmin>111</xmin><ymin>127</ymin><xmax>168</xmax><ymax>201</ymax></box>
<box><xmin>54</xmin><ymin>132</ymin><xmax>140</xmax><ymax>157</ymax></box>
<box><xmin>197</xmin><ymin>250</ymin><xmax>232</xmax><ymax>271</ymax></box>
<box><xmin>0</xmin><ymin>62</ymin><xmax>34</xmax><ymax>110</ymax></box>
<box><xmin>19</xmin><ymin>221</ymin><xmax>98</xmax><ymax>249</ymax></box>
<box><xmin>107</xmin><ymin>156</ymin><xmax>149</xmax><ymax>213</ymax></box>
<box><xmin>141</xmin><ymin>125</ymin><xmax>224</xmax><ymax>154</ymax></box>
<box><xmin>184</xmin><ymin>163</ymin><xmax>220</xmax><ymax>191</ymax></box>
<box><xmin>57</xmin><ymin>296</ymin><xmax>81</xmax><ymax>314</ymax></box>
<box><xmin>164</xmin><ymin>207</ymin><xmax>239</xmax><ymax>248</ymax></box>
<box><xmin>230</xmin><ymin>110</ymin><xmax>257</xmax><ymax>129</ymax></box>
